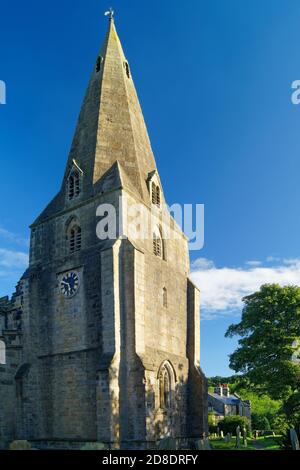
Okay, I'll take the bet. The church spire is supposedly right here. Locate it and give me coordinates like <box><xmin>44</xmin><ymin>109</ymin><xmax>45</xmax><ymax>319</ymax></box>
<box><xmin>65</xmin><ymin>13</ymin><xmax>158</xmax><ymax>200</ymax></box>
<box><xmin>34</xmin><ymin>14</ymin><xmax>160</xmax><ymax>224</ymax></box>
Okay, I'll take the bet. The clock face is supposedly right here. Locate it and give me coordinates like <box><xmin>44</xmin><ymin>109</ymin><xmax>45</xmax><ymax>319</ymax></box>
<box><xmin>60</xmin><ymin>271</ymin><xmax>80</xmax><ymax>298</ymax></box>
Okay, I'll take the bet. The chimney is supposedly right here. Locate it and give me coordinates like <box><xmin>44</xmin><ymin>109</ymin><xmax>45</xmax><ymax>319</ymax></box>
<box><xmin>214</xmin><ymin>384</ymin><xmax>223</xmax><ymax>396</ymax></box>
<box><xmin>222</xmin><ymin>384</ymin><xmax>230</xmax><ymax>397</ymax></box>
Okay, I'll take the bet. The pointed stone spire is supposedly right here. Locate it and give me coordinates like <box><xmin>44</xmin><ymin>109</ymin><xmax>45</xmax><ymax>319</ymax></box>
<box><xmin>34</xmin><ymin>15</ymin><xmax>159</xmax><ymax>224</ymax></box>
<box><xmin>67</xmin><ymin>14</ymin><xmax>158</xmax><ymax>200</ymax></box>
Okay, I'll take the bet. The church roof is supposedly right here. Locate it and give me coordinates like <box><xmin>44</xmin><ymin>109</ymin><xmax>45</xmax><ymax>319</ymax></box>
<box><xmin>33</xmin><ymin>16</ymin><xmax>158</xmax><ymax>226</ymax></box>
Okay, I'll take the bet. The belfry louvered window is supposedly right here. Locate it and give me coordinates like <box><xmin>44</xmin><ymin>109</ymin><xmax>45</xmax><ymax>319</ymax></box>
<box><xmin>69</xmin><ymin>225</ymin><xmax>82</xmax><ymax>254</ymax></box>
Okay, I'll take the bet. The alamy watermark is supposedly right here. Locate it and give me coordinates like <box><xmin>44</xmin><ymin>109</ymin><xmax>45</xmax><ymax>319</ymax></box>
<box><xmin>0</xmin><ymin>80</ymin><xmax>6</xmax><ymax>105</ymax></box>
<box><xmin>95</xmin><ymin>198</ymin><xmax>204</xmax><ymax>251</ymax></box>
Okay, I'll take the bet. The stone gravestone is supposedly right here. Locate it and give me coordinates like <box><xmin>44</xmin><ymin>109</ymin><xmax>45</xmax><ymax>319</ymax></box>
<box><xmin>157</xmin><ymin>437</ymin><xmax>177</xmax><ymax>450</ymax></box>
<box><xmin>9</xmin><ymin>440</ymin><xmax>31</xmax><ymax>450</ymax></box>
<box><xmin>242</xmin><ymin>427</ymin><xmax>247</xmax><ymax>447</ymax></box>
<box><xmin>204</xmin><ymin>438</ymin><xmax>211</xmax><ymax>450</ymax></box>
<box><xmin>225</xmin><ymin>433</ymin><xmax>231</xmax><ymax>443</ymax></box>
<box><xmin>289</xmin><ymin>429</ymin><xmax>300</xmax><ymax>450</ymax></box>
<box><xmin>235</xmin><ymin>426</ymin><xmax>241</xmax><ymax>449</ymax></box>
<box><xmin>81</xmin><ymin>442</ymin><xmax>108</xmax><ymax>450</ymax></box>
<box><xmin>220</xmin><ymin>430</ymin><xmax>224</xmax><ymax>439</ymax></box>
<box><xmin>194</xmin><ymin>440</ymin><xmax>205</xmax><ymax>450</ymax></box>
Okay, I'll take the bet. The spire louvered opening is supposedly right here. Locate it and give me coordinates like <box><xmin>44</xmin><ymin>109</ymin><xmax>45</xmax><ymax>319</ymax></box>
<box><xmin>96</xmin><ymin>56</ymin><xmax>103</xmax><ymax>73</ymax></box>
<box><xmin>68</xmin><ymin>169</ymin><xmax>81</xmax><ymax>200</ymax></box>
<box><xmin>123</xmin><ymin>61</ymin><xmax>130</xmax><ymax>78</ymax></box>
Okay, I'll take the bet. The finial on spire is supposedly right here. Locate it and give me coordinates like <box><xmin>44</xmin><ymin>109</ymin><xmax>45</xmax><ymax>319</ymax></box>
<box><xmin>104</xmin><ymin>7</ymin><xmax>114</xmax><ymax>21</ymax></box>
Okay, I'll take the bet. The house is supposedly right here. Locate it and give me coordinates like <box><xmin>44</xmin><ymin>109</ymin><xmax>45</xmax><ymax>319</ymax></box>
<box><xmin>208</xmin><ymin>384</ymin><xmax>251</xmax><ymax>422</ymax></box>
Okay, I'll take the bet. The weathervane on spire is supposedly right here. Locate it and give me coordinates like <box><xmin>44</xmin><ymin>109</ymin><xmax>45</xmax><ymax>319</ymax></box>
<box><xmin>104</xmin><ymin>7</ymin><xmax>114</xmax><ymax>21</ymax></box>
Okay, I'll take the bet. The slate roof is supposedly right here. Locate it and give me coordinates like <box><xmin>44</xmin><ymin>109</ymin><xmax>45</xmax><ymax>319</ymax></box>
<box><xmin>209</xmin><ymin>392</ymin><xmax>244</xmax><ymax>405</ymax></box>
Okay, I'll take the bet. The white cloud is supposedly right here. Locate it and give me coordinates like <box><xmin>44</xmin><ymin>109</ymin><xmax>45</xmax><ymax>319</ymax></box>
<box><xmin>0</xmin><ymin>227</ymin><xmax>29</xmax><ymax>247</ymax></box>
<box><xmin>191</xmin><ymin>257</ymin><xmax>300</xmax><ymax>320</ymax></box>
<box><xmin>245</xmin><ymin>260</ymin><xmax>262</xmax><ymax>267</ymax></box>
<box><xmin>266</xmin><ymin>256</ymin><xmax>281</xmax><ymax>263</ymax></box>
<box><xmin>0</xmin><ymin>248</ymin><xmax>29</xmax><ymax>269</ymax></box>
<box><xmin>191</xmin><ymin>258</ymin><xmax>215</xmax><ymax>270</ymax></box>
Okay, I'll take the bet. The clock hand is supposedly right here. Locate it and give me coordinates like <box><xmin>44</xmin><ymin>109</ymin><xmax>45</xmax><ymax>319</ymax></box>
<box><xmin>61</xmin><ymin>280</ymin><xmax>71</xmax><ymax>294</ymax></box>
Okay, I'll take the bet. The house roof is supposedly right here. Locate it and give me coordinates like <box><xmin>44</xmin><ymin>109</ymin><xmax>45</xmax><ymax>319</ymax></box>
<box><xmin>208</xmin><ymin>392</ymin><xmax>248</xmax><ymax>406</ymax></box>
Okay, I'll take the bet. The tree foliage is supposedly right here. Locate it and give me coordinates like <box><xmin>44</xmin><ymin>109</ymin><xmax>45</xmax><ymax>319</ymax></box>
<box><xmin>225</xmin><ymin>284</ymin><xmax>300</xmax><ymax>400</ymax></box>
<box><xmin>218</xmin><ymin>416</ymin><xmax>249</xmax><ymax>435</ymax></box>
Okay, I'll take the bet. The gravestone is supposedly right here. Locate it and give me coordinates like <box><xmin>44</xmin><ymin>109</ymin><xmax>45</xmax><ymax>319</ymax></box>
<box><xmin>235</xmin><ymin>426</ymin><xmax>241</xmax><ymax>449</ymax></box>
<box><xmin>81</xmin><ymin>442</ymin><xmax>108</xmax><ymax>450</ymax></box>
<box><xmin>242</xmin><ymin>427</ymin><xmax>247</xmax><ymax>447</ymax></box>
<box><xmin>289</xmin><ymin>429</ymin><xmax>300</xmax><ymax>450</ymax></box>
<box><xmin>9</xmin><ymin>440</ymin><xmax>31</xmax><ymax>450</ymax></box>
<box><xmin>157</xmin><ymin>437</ymin><xmax>177</xmax><ymax>450</ymax></box>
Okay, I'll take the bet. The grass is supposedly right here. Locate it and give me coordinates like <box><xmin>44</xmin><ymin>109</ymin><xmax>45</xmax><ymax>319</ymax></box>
<box><xmin>209</xmin><ymin>436</ymin><xmax>282</xmax><ymax>451</ymax></box>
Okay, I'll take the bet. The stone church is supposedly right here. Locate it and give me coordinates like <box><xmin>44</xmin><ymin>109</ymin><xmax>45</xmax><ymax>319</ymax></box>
<box><xmin>0</xmin><ymin>16</ymin><xmax>207</xmax><ymax>449</ymax></box>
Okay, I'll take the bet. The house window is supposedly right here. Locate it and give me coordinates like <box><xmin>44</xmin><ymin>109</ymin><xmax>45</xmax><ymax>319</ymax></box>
<box><xmin>163</xmin><ymin>287</ymin><xmax>168</xmax><ymax>308</ymax></box>
<box><xmin>68</xmin><ymin>169</ymin><xmax>81</xmax><ymax>200</ymax></box>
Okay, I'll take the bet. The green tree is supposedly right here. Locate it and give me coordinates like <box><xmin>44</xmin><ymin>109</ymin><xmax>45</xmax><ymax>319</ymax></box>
<box><xmin>236</xmin><ymin>389</ymin><xmax>282</xmax><ymax>429</ymax></box>
<box><xmin>251</xmin><ymin>414</ymin><xmax>271</xmax><ymax>431</ymax></box>
<box><xmin>225</xmin><ymin>284</ymin><xmax>300</xmax><ymax>401</ymax></box>
<box><xmin>218</xmin><ymin>416</ymin><xmax>249</xmax><ymax>435</ymax></box>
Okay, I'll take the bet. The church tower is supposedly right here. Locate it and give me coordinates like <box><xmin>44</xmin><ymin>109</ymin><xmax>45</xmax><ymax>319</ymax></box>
<box><xmin>12</xmin><ymin>14</ymin><xmax>207</xmax><ymax>448</ymax></box>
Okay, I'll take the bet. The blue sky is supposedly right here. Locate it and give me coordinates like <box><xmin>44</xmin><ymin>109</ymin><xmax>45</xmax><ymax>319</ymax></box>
<box><xmin>1</xmin><ymin>0</ymin><xmax>300</xmax><ymax>376</ymax></box>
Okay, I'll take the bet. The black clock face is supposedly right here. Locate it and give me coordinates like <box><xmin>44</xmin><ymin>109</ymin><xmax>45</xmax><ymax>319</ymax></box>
<box><xmin>60</xmin><ymin>271</ymin><xmax>79</xmax><ymax>298</ymax></box>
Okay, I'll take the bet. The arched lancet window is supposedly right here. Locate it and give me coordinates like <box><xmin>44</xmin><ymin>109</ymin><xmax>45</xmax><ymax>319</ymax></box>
<box><xmin>67</xmin><ymin>219</ymin><xmax>82</xmax><ymax>254</ymax></box>
<box><xmin>158</xmin><ymin>361</ymin><xmax>175</xmax><ymax>410</ymax></box>
<box><xmin>163</xmin><ymin>287</ymin><xmax>168</xmax><ymax>308</ymax></box>
<box><xmin>0</xmin><ymin>340</ymin><xmax>6</xmax><ymax>365</ymax></box>
<box><xmin>68</xmin><ymin>168</ymin><xmax>81</xmax><ymax>200</ymax></box>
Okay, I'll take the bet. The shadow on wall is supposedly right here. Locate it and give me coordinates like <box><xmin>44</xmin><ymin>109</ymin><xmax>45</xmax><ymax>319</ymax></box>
<box><xmin>102</xmin><ymin>360</ymin><xmax>206</xmax><ymax>450</ymax></box>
